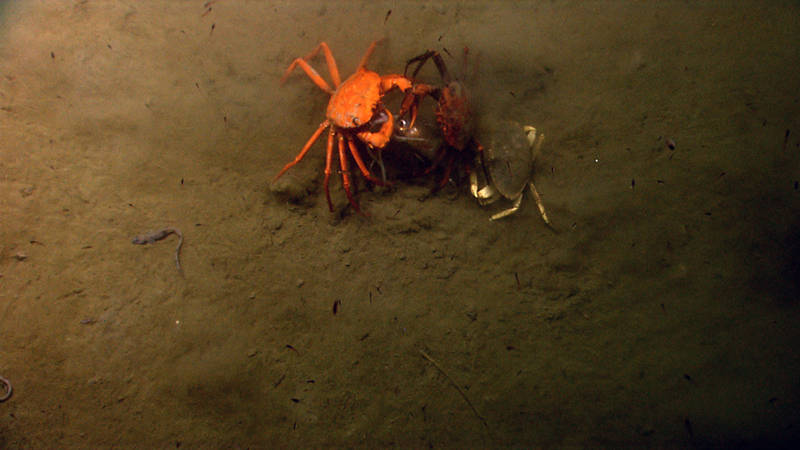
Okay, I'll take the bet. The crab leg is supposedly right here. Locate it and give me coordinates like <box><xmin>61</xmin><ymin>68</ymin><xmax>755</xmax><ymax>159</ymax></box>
<box><xmin>528</xmin><ymin>181</ymin><xmax>551</xmax><ymax>225</ymax></box>
<box><xmin>281</xmin><ymin>41</ymin><xmax>344</xmax><ymax>91</ymax></box>
<box><xmin>490</xmin><ymin>194</ymin><xmax>524</xmax><ymax>221</ymax></box>
<box><xmin>273</xmin><ymin>120</ymin><xmax>329</xmax><ymax>181</ymax></box>
<box><xmin>356</xmin><ymin>39</ymin><xmax>384</xmax><ymax>70</ymax></box>
<box><xmin>347</xmin><ymin>139</ymin><xmax>387</xmax><ymax>185</ymax></box>
<box><xmin>305</xmin><ymin>42</ymin><xmax>342</xmax><ymax>87</ymax></box>
<box><xmin>435</xmin><ymin>151</ymin><xmax>457</xmax><ymax>191</ymax></box>
<box><xmin>323</xmin><ymin>128</ymin><xmax>336</xmax><ymax>211</ymax></box>
<box><xmin>429</xmin><ymin>51</ymin><xmax>453</xmax><ymax>84</ymax></box>
<box><xmin>404</xmin><ymin>50</ymin><xmax>436</xmax><ymax>78</ymax></box>
<box><xmin>422</xmin><ymin>144</ymin><xmax>449</xmax><ymax>176</ymax></box>
<box><xmin>337</xmin><ymin>135</ymin><xmax>364</xmax><ymax>215</ymax></box>
<box><xmin>280</xmin><ymin>58</ymin><xmax>332</xmax><ymax>94</ymax></box>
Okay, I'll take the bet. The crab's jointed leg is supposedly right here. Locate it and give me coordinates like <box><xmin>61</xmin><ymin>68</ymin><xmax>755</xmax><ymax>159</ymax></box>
<box><xmin>356</xmin><ymin>39</ymin><xmax>383</xmax><ymax>70</ymax></box>
<box><xmin>347</xmin><ymin>139</ymin><xmax>387</xmax><ymax>185</ymax></box>
<box><xmin>323</xmin><ymin>128</ymin><xmax>336</xmax><ymax>211</ymax></box>
<box><xmin>527</xmin><ymin>181</ymin><xmax>550</xmax><ymax>225</ymax></box>
<box><xmin>274</xmin><ymin>120</ymin><xmax>330</xmax><ymax>181</ymax></box>
<box><xmin>281</xmin><ymin>41</ymin><xmax>342</xmax><ymax>92</ymax></box>
<box><xmin>337</xmin><ymin>135</ymin><xmax>364</xmax><ymax>215</ymax></box>
<box><xmin>489</xmin><ymin>194</ymin><xmax>523</xmax><ymax>221</ymax></box>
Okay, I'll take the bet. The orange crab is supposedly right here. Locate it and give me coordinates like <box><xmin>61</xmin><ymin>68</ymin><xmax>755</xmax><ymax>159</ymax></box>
<box><xmin>274</xmin><ymin>40</ymin><xmax>417</xmax><ymax>214</ymax></box>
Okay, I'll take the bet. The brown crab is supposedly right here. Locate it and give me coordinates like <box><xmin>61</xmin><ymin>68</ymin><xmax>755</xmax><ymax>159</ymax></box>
<box><xmin>470</xmin><ymin>119</ymin><xmax>550</xmax><ymax>224</ymax></box>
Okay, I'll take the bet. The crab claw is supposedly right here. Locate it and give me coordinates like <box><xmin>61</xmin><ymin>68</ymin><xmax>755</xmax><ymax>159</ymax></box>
<box><xmin>357</xmin><ymin>108</ymin><xmax>394</xmax><ymax>149</ymax></box>
<box><xmin>399</xmin><ymin>83</ymin><xmax>436</xmax><ymax>131</ymax></box>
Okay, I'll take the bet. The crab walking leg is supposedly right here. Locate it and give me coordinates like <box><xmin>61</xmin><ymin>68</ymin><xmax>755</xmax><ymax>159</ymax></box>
<box><xmin>274</xmin><ymin>120</ymin><xmax>330</xmax><ymax>181</ymax></box>
<box><xmin>338</xmin><ymin>136</ymin><xmax>364</xmax><ymax>215</ymax></box>
<box><xmin>490</xmin><ymin>194</ymin><xmax>524</xmax><ymax>221</ymax></box>
<box><xmin>528</xmin><ymin>181</ymin><xmax>551</xmax><ymax>225</ymax></box>
<box><xmin>525</xmin><ymin>129</ymin><xmax>550</xmax><ymax>224</ymax></box>
<box><xmin>280</xmin><ymin>41</ymin><xmax>343</xmax><ymax>90</ymax></box>
<box><xmin>323</xmin><ymin>129</ymin><xmax>336</xmax><ymax>211</ymax></box>
<box><xmin>422</xmin><ymin>143</ymin><xmax>449</xmax><ymax>176</ymax></box>
<box><xmin>366</xmin><ymin>146</ymin><xmax>388</xmax><ymax>184</ymax></box>
<box><xmin>436</xmin><ymin>151</ymin><xmax>457</xmax><ymax>190</ymax></box>
<box><xmin>430</xmin><ymin>51</ymin><xmax>454</xmax><ymax>84</ymax></box>
<box><xmin>347</xmin><ymin>139</ymin><xmax>387</xmax><ymax>185</ymax></box>
<box><xmin>405</xmin><ymin>50</ymin><xmax>437</xmax><ymax>79</ymax></box>
<box><xmin>356</xmin><ymin>39</ymin><xmax>383</xmax><ymax>70</ymax></box>
<box><xmin>280</xmin><ymin>58</ymin><xmax>333</xmax><ymax>94</ymax></box>
<box><xmin>469</xmin><ymin>171</ymin><xmax>480</xmax><ymax>198</ymax></box>
<box><xmin>301</xmin><ymin>41</ymin><xmax>341</xmax><ymax>87</ymax></box>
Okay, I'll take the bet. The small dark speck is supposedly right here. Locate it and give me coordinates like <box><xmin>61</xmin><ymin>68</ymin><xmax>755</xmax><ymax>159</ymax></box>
<box><xmin>684</xmin><ymin>418</ymin><xmax>694</xmax><ymax>437</ymax></box>
<box><xmin>683</xmin><ymin>373</ymin><xmax>693</xmax><ymax>382</ymax></box>
<box><xmin>704</xmin><ymin>211</ymin><xmax>712</xmax><ymax>216</ymax></box>
<box><xmin>50</xmin><ymin>51</ymin><xmax>55</xmax><ymax>59</ymax></box>
<box><xmin>180</xmin><ymin>178</ymin><xmax>184</xmax><ymax>185</ymax></box>
<box><xmin>794</xmin><ymin>181</ymin><xmax>798</xmax><ymax>190</ymax></box>
<box><xmin>506</xmin><ymin>345</ymin><xmax>516</xmax><ymax>351</ymax></box>
<box><xmin>666</xmin><ymin>138</ymin><xmax>676</xmax><ymax>150</ymax></box>
<box><xmin>631</xmin><ymin>178</ymin><xmax>635</xmax><ymax>189</ymax></box>
<box><xmin>291</xmin><ymin>398</ymin><xmax>300</xmax><ymax>403</ymax></box>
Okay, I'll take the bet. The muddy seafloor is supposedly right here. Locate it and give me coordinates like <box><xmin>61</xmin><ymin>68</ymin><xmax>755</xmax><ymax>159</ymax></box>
<box><xmin>1</xmin><ymin>1</ymin><xmax>799</xmax><ymax>448</ymax></box>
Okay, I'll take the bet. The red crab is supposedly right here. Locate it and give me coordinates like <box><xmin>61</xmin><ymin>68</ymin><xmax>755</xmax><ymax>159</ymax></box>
<box><xmin>274</xmin><ymin>40</ymin><xmax>419</xmax><ymax>214</ymax></box>
<box><xmin>399</xmin><ymin>49</ymin><xmax>482</xmax><ymax>188</ymax></box>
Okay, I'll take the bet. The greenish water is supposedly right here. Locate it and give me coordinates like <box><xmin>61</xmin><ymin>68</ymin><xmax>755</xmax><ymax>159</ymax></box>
<box><xmin>1</xmin><ymin>1</ymin><xmax>799</xmax><ymax>447</ymax></box>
